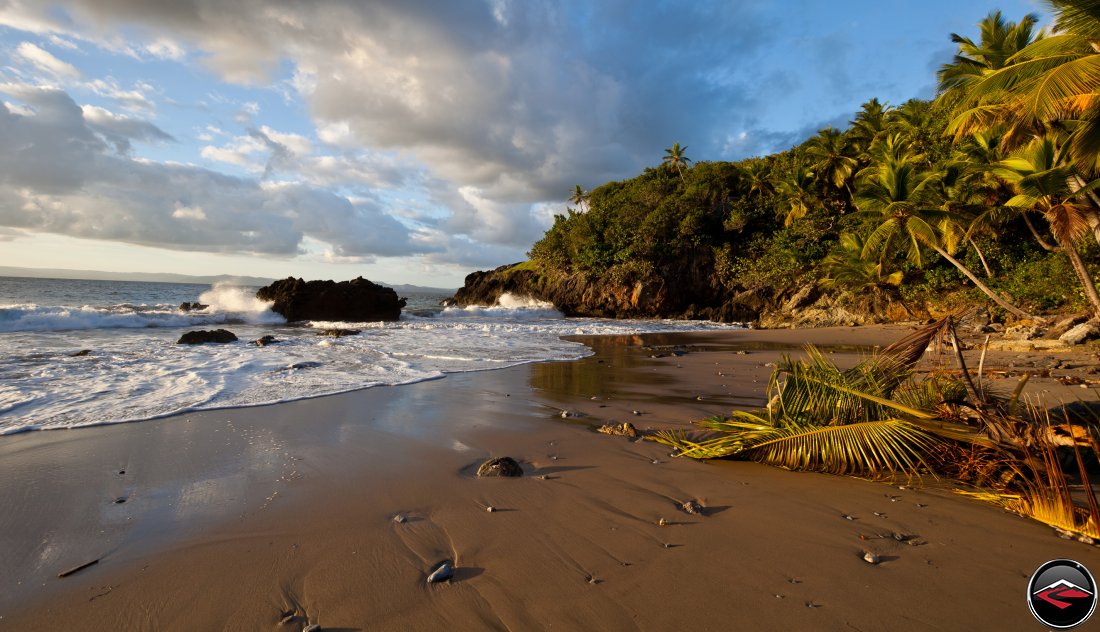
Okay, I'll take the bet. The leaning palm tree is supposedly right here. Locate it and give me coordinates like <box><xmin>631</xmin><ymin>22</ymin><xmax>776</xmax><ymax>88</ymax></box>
<box><xmin>994</xmin><ymin>136</ymin><xmax>1100</xmax><ymax>316</ymax></box>
<box><xmin>662</xmin><ymin>143</ymin><xmax>691</xmax><ymax>181</ymax></box>
<box><xmin>857</xmin><ymin>158</ymin><xmax>1033</xmax><ymax>319</ymax></box>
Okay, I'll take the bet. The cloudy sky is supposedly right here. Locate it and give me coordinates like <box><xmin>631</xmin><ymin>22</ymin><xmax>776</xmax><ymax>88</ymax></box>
<box><xmin>0</xmin><ymin>0</ymin><xmax>1044</xmax><ymax>287</ymax></box>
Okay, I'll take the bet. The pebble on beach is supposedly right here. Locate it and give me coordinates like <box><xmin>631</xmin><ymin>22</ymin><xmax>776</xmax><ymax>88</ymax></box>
<box><xmin>427</xmin><ymin>560</ymin><xmax>455</xmax><ymax>584</ymax></box>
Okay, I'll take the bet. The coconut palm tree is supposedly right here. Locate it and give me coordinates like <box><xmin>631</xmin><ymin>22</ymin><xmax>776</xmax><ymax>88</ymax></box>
<box><xmin>805</xmin><ymin>127</ymin><xmax>859</xmax><ymax>195</ymax></box>
<box><xmin>857</xmin><ymin>158</ymin><xmax>1033</xmax><ymax>319</ymax></box>
<box><xmin>775</xmin><ymin>161</ymin><xmax>822</xmax><ymax>227</ymax></box>
<box><xmin>662</xmin><ymin>143</ymin><xmax>691</xmax><ymax>181</ymax></box>
<box><xmin>569</xmin><ymin>184</ymin><xmax>588</xmax><ymax>211</ymax></box>
<box><xmin>993</xmin><ymin>137</ymin><xmax>1100</xmax><ymax>315</ymax></box>
<box><xmin>849</xmin><ymin>98</ymin><xmax>891</xmax><ymax>157</ymax></box>
<box><xmin>946</xmin><ymin>3</ymin><xmax>1100</xmax><ymax>172</ymax></box>
<box><xmin>740</xmin><ymin>159</ymin><xmax>776</xmax><ymax>201</ymax></box>
<box><xmin>937</xmin><ymin>10</ymin><xmax>1042</xmax><ymax>102</ymax></box>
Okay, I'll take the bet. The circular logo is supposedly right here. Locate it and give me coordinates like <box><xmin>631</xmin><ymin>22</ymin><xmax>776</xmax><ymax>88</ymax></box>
<box><xmin>1028</xmin><ymin>559</ymin><xmax>1097</xmax><ymax>629</ymax></box>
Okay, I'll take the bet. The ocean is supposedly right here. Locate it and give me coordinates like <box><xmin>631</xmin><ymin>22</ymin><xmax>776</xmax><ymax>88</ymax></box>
<box><xmin>0</xmin><ymin>276</ymin><xmax>736</xmax><ymax>434</ymax></box>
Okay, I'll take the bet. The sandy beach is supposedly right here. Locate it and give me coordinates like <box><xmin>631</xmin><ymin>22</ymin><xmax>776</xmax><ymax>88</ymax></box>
<box><xmin>3</xmin><ymin>325</ymin><xmax>1100</xmax><ymax>630</ymax></box>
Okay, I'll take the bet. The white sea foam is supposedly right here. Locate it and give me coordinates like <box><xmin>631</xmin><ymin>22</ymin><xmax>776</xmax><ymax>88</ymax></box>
<box><xmin>0</xmin><ymin>286</ymin><xmax>283</xmax><ymax>333</ymax></box>
<box><xmin>0</xmin><ymin>280</ymin><xmax>742</xmax><ymax>435</ymax></box>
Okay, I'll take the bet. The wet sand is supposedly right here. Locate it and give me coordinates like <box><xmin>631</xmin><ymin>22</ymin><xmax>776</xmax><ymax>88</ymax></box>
<box><xmin>2</xmin><ymin>325</ymin><xmax>1099</xmax><ymax>630</ymax></box>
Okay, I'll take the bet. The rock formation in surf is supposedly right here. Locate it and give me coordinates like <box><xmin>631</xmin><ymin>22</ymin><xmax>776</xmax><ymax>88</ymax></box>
<box><xmin>256</xmin><ymin>277</ymin><xmax>406</xmax><ymax>322</ymax></box>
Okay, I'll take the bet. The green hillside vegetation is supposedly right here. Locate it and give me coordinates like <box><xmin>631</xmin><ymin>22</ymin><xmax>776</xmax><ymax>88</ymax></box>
<box><xmin>528</xmin><ymin>3</ymin><xmax>1100</xmax><ymax>322</ymax></box>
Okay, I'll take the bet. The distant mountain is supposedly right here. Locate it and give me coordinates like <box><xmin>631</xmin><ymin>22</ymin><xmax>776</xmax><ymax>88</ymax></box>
<box><xmin>387</xmin><ymin>283</ymin><xmax>458</xmax><ymax>294</ymax></box>
<box><xmin>0</xmin><ymin>266</ymin><xmax>456</xmax><ymax>293</ymax></box>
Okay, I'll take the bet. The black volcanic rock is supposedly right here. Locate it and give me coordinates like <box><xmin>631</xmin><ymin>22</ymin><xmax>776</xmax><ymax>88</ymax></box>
<box><xmin>177</xmin><ymin>329</ymin><xmax>238</xmax><ymax>344</ymax></box>
<box><xmin>179</xmin><ymin>302</ymin><xmax>208</xmax><ymax>312</ymax></box>
<box><xmin>255</xmin><ymin>277</ymin><xmax>406</xmax><ymax>322</ymax></box>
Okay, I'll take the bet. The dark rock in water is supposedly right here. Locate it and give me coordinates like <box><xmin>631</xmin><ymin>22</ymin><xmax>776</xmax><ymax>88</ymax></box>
<box><xmin>597</xmin><ymin>422</ymin><xmax>638</xmax><ymax>438</ymax></box>
<box><xmin>70</xmin><ymin>349</ymin><xmax>92</xmax><ymax>357</ymax></box>
<box><xmin>427</xmin><ymin>559</ymin><xmax>455</xmax><ymax>584</ymax></box>
<box><xmin>477</xmin><ymin>456</ymin><xmax>523</xmax><ymax>478</ymax></box>
<box><xmin>179</xmin><ymin>302</ymin><xmax>208</xmax><ymax>312</ymax></box>
<box><xmin>254</xmin><ymin>335</ymin><xmax>278</xmax><ymax>346</ymax></box>
<box><xmin>316</xmin><ymin>328</ymin><xmax>360</xmax><ymax>337</ymax></box>
<box><xmin>177</xmin><ymin>329</ymin><xmax>238</xmax><ymax>345</ymax></box>
<box><xmin>286</xmin><ymin>361</ymin><xmax>322</xmax><ymax>370</ymax></box>
<box><xmin>256</xmin><ymin>276</ymin><xmax>405</xmax><ymax>322</ymax></box>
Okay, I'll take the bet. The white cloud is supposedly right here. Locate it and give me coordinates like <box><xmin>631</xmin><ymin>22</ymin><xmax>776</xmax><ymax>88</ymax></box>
<box><xmin>172</xmin><ymin>203</ymin><xmax>206</xmax><ymax>220</ymax></box>
<box><xmin>0</xmin><ymin>86</ymin><xmax>420</xmax><ymax>259</ymax></box>
<box><xmin>15</xmin><ymin>42</ymin><xmax>80</xmax><ymax>79</ymax></box>
<box><xmin>83</xmin><ymin>77</ymin><xmax>155</xmax><ymax>112</ymax></box>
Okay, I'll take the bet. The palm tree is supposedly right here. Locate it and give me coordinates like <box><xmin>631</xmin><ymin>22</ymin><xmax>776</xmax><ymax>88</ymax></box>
<box><xmin>775</xmin><ymin>161</ymin><xmax>822</xmax><ymax>227</ymax></box>
<box><xmin>569</xmin><ymin>184</ymin><xmax>588</xmax><ymax>211</ymax></box>
<box><xmin>946</xmin><ymin>3</ymin><xmax>1100</xmax><ymax>172</ymax></box>
<box><xmin>822</xmin><ymin>233</ymin><xmax>905</xmax><ymax>301</ymax></box>
<box><xmin>857</xmin><ymin>158</ymin><xmax>1033</xmax><ymax>319</ymax></box>
<box><xmin>740</xmin><ymin>159</ymin><xmax>776</xmax><ymax>201</ymax></box>
<box><xmin>937</xmin><ymin>10</ymin><xmax>1042</xmax><ymax>102</ymax></box>
<box><xmin>849</xmin><ymin>98</ymin><xmax>891</xmax><ymax>157</ymax></box>
<box><xmin>662</xmin><ymin>143</ymin><xmax>691</xmax><ymax>181</ymax></box>
<box><xmin>805</xmin><ymin>127</ymin><xmax>859</xmax><ymax>195</ymax></box>
<box><xmin>994</xmin><ymin>137</ymin><xmax>1100</xmax><ymax>315</ymax></box>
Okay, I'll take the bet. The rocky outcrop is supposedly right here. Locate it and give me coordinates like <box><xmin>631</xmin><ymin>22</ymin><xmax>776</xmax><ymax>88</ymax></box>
<box><xmin>450</xmin><ymin>262</ymin><xmax>909</xmax><ymax>327</ymax></box>
<box><xmin>179</xmin><ymin>302</ymin><xmax>208</xmax><ymax>312</ymax></box>
<box><xmin>256</xmin><ymin>277</ymin><xmax>406</xmax><ymax>322</ymax></box>
<box><xmin>177</xmin><ymin>329</ymin><xmax>238</xmax><ymax>344</ymax></box>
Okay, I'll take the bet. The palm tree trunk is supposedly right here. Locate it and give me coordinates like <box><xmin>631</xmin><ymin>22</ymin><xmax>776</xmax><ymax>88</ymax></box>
<box><xmin>931</xmin><ymin>245</ymin><xmax>1033</xmax><ymax>320</ymax></box>
<box><xmin>1058</xmin><ymin>238</ymin><xmax>1100</xmax><ymax>317</ymax></box>
<box><xmin>966</xmin><ymin>236</ymin><xmax>993</xmax><ymax>277</ymax></box>
<box><xmin>1022</xmin><ymin>213</ymin><xmax>1061</xmax><ymax>252</ymax></box>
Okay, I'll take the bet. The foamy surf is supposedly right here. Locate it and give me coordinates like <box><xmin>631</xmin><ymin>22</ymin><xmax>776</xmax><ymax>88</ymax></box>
<box><xmin>0</xmin><ymin>278</ymin><xmax>741</xmax><ymax>435</ymax></box>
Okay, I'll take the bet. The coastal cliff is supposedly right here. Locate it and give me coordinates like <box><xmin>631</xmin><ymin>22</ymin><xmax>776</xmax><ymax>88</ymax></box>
<box><xmin>451</xmin><ymin>261</ymin><xmax>912</xmax><ymax>327</ymax></box>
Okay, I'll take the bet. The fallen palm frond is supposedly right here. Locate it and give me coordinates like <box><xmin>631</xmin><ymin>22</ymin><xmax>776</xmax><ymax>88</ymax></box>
<box><xmin>650</xmin><ymin>316</ymin><xmax>1100</xmax><ymax>539</ymax></box>
<box><xmin>652</xmin><ymin>416</ymin><xmax>937</xmax><ymax>478</ymax></box>
<box><xmin>651</xmin><ymin>319</ymin><xmax>958</xmax><ymax>479</ymax></box>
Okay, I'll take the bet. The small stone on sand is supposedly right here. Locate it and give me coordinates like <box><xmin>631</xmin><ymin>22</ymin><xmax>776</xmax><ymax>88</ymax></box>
<box><xmin>427</xmin><ymin>560</ymin><xmax>455</xmax><ymax>584</ymax></box>
<box><xmin>681</xmin><ymin>500</ymin><xmax>703</xmax><ymax>515</ymax></box>
<box><xmin>863</xmin><ymin>551</ymin><xmax>880</xmax><ymax>565</ymax></box>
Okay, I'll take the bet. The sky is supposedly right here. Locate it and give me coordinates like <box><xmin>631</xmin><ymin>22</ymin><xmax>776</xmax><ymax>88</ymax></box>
<box><xmin>0</xmin><ymin>0</ymin><xmax>1047</xmax><ymax>287</ymax></box>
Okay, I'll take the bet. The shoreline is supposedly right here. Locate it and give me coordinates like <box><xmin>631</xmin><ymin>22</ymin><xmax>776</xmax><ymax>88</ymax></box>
<box><xmin>3</xmin><ymin>325</ymin><xmax>1099</xmax><ymax>629</ymax></box>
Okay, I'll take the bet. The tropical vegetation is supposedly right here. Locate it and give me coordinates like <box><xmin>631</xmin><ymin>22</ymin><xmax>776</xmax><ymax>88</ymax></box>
<box><xmin>524</xmin><ymin>2</ymin><xmax>1100</xmax><ymax>537</ymax></box>
<box><xmin>528</xmin><ymin>2</ymin><xmax>1100</xmax><ymax>323</ymax></box>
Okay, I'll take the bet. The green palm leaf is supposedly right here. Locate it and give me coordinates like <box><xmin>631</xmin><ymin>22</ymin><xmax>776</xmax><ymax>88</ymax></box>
<box><xmin>652</xmin><ymin>419</ymin><xmax>938</xmax><ymax>478</ymax></box>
